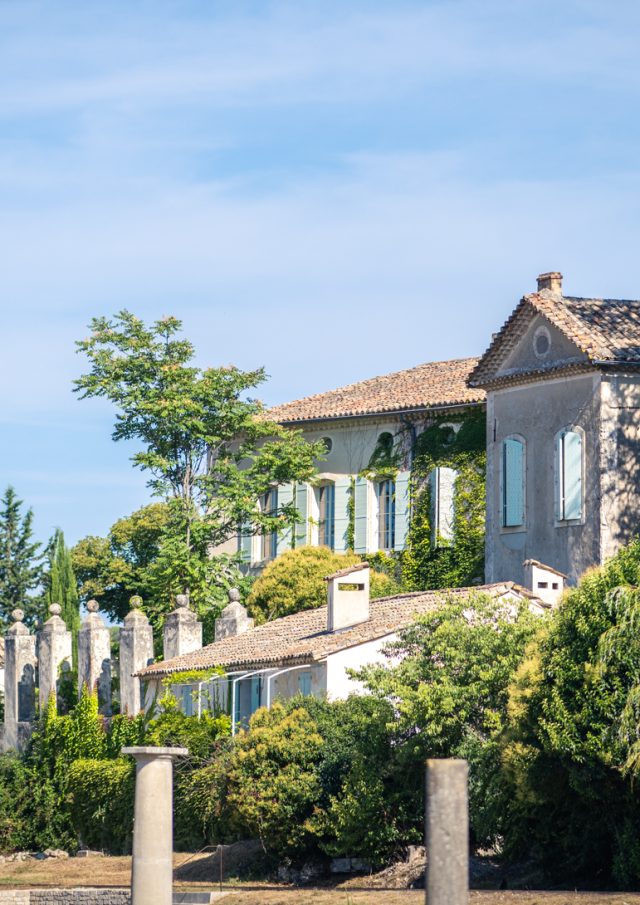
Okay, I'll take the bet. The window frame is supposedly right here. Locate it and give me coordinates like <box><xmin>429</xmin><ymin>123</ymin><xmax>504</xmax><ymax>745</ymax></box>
<box><xmin>317</xmin><ymin>481</ymin><xmax>336</xmax><ymax>550</ymax></box>
<box><xmin>500</xmin><ymin>435</ymin><xmax>526</xmax><ymax>531</ymax></box>
<box><xmin>377</xmin><ymin>478</ymin><xmax>396</xmax><ymax>551</ymax></box>
<box><xmin>259</xmin><ymin>487</ymin><xmax>279</xmax><ymax>561</ymax></box>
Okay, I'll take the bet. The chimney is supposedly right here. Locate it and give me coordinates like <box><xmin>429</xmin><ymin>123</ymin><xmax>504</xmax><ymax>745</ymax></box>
<box><xmin>536</xmin><ymin>271</ymin><xmax>563</xmax><ymax>295</ymax></box>
<box><xmin>325</xmin><ymin>562</ymin><xmax>370</xmax><ymax>632</ymax></box>
<box><xmin>214</xmin><ymin>588</ymin><xmax>254</xmax><ymax>641</ymax></box>
<box><xmin>523</xmin><ymin>559</ymin><xmax>566</xmax><ymax>607</ymax></box>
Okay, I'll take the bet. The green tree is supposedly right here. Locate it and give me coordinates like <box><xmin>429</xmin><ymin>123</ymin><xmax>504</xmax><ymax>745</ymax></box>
<box><xmin>502</xmin><ymin>540</ymin><xmax>640</xmax><ymax>887</ymax></box>
<box><xmin>45</xmin><ymin>529</ymin><xmax>80</xmax><ymax>650</ymax></box>
<box><xmin>246</xmin><ymin>546</ymin><xmax>399</xmax><ymax>624</ymax></box>
<box><xmin>0</xmin><ymin>486</ymin><xmax>45</xmax><ymax>625</ymax></box>
<box><xmin>74</xmin><ymin>312</ymin><xmax>323</xmax><ymax>618</ymax></box>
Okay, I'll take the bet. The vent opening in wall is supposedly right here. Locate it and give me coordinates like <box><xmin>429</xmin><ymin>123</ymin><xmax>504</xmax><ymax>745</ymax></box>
<box><xmin>321</xmin><ymin>437</ymin><xmax>333</xmax><ymax>454</ymax></box>
<box><xmin>533</xmin><ymin>325</ymin><xmax>551</xmax><ymax>359</ymax></box>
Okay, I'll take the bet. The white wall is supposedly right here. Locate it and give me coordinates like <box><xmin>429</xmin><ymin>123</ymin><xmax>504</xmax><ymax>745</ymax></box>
<box><xmin>325</xmin><ymin>632</ymin><xmax>398</xmax><ymax>699</ymax></box>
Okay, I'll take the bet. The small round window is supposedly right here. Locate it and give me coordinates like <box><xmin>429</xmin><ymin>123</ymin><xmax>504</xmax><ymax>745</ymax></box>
<box><xmin>321</xmin><ymin>437</ymin><xmax>333</xmax><ymax>455</ymax></box>
<box><xmin>533</xmin><ymin>325</ymin><xmax>551</xmax><ymax>359</ymax></box>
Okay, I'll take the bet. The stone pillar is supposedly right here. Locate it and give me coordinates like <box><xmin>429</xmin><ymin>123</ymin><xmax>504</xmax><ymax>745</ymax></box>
<box><xmin>120</xmin><ymin>596</ymin><xmax>154</xmax><ymax>716</ymax></box>
<box><xmin>214</xmin><ymin>588</ymin><xmax>254</xmax><ymax>641</ymax></box>
<box><xmin>3</xmin><ymin>609</ymin><xmax>37</xmax><ymax>749</ymax></box>
<box><xmin>425</xmin><ymin>759</ymin><xmax>468</xmax><ymax>905</ymax></box>
<box><xmin>78</xmin><ymin>599</ymin><xmax>112</xmax><ymax>714</ymax></box>
<box><xmin>122</xmin><ymin>746</ymin><xmax>188</xmax><ymax>905</ymax></box>
<box><xmin>37</xmin><ymin>603</ymin><xmax>72</xmax><ymax>712</ymax></box>
<box><xmin>163</xmin><ymin>595</ymin><xmax>202</xmax><ymax>661</ymax></box>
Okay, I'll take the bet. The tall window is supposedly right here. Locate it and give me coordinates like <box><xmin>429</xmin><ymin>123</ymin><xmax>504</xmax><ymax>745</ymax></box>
<box><xmin>318</xmin><ymin>483</ymin><xmax>335</xmax><ymax>549</ymax></box>
<box><xmin>502</xmin><ymin>437</ymin><xmax>525</xmax><ymax>528</ymax></box>
<box><xmin>378</xmin><ymin>479</ymin><xmax>396</xmax><ymax>550</ymax></box>
<box><xmin>556</xmin><ymin>429</ymin><xmax>583</xmax><ymax>521</ymax></box>
<box><xmin>260</xmin><ymin>487</ymin><xmax>278</xmax><ymax>560</ymax></box>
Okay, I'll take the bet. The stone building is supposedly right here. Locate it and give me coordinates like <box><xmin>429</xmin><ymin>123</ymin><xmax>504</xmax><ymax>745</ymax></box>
<box><xmin>469</xmin><ymin>271</ymin><xmax>640</xmax><ymax>586</ymax></box>
<box><xmin>226</xmin><ymin>357</ymin><xmax>485</xmax><ymax>568</ymax></box>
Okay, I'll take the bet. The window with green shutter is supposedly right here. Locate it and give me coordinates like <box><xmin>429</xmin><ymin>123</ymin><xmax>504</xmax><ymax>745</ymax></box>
<box><xmin>556</xmin><ymin>429</ymin><xmax>583</xmax><ymax>521</ymax></box>
<box><xmin>502</xmin><ymin>437</ymin><xmax>525</xmax><ymax>528</ymax></box>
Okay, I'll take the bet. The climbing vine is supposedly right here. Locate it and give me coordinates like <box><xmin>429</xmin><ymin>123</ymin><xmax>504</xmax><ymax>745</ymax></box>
<box><xmin>402</xmin><ymin>409</ymin><xmax>485</xmax><ymax>590</ymax></box>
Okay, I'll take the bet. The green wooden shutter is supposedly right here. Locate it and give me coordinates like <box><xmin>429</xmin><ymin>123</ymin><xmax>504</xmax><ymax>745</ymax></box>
<box><xmin>276</xmin><ymin>482</ymin><xmax>294</xmax><ymax>554</ymax></box>
<box><xmin>394</xmin><ymin>470</ymin><xmax>411</xmax><ymax>551</ymax></box>
<box><xmin>238</xmin><ymin>522</ymin><xmax>252</xmax><ymax>563</ymax></box>
<box><xmin>294</xmin><ymin>482</ymin><xmax>309</xmax><ymax>547</ymax></box>
<box><xmin>333</xmin><ymin>476</ymin><xmax>352</xmax><ymax>553</ymax></box>
<box><xmin>561</xmin><ymin>431</ymin><xmax>583</xmax><ymax>520</ymax></box>
<box><xmin>503</xmin><ymin>438</ymin><xmax>524</xmax><ymax>527</ymax></box>
<box><xmin>354</xmin><ymin>476</ymin><xmax>369</xmax><ymax>554</ymax></box>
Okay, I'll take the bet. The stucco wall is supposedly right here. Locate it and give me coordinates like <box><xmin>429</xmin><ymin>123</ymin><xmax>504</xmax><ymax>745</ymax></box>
<box><xmin>486</xmin><ymin>372</ymin><xmax>602</xmax><ymax>585</ymax></box>
<box><xmin>600</xmin><ymin>374</ymin><xmax>640</xmax><ymax>561</ymax></box>
<box><xmin>325</xmin><ymin>633</ymin><xmax>398</xmax><ymax>699</ymax></box>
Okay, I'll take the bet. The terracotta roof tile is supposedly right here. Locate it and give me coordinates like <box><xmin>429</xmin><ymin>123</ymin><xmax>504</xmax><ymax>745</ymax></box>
<box><xmin>137</xmin><ymin>583</ymin><xmax>533</xmax><ymax>678</ymax></box>
<box><xmin>267</xmin><ymin>358</ymin><xmax>485</xmax><ymax>424</ymax></box>
<box><xmin>470</xmin><ymin>290</ymin><xmax>640</xmax><ymax>387</ymax></box>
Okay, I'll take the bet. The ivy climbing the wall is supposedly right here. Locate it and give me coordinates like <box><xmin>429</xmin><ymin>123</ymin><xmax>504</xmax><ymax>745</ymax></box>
<box><xmin>402</xmin><ymin>409</ymin><xmax>485</xmax><ymax>591</ymax></box>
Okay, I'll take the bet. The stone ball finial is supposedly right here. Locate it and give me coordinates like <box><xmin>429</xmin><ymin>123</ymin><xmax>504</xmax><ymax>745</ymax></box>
<box><xmin>49</xmin><ymin>603</ymin><xmax>62</xmax><ymax>617</ymax></box>
<box><xmin>228</xmin><ymin>588</ymin><xmax>241</xmax><ymax>603</ymax></box>
<box><xmin>87</xmin><ymin>599</ymin><xmax>100</xmax><ymax>613</ymax></box>
<box><xmin>129</xmin><ymin>594</ymin><xmax>143</xmax><ymax>609</ymax></box>
<box><xmin>175</xmin><ymin>594</ymin><xmax>189</xmax><ymax>609</ymax></box>
<box><xmin>11</xmin><ymin>608</ymin><xmax>24</xmax><ymax>623</ymax></box>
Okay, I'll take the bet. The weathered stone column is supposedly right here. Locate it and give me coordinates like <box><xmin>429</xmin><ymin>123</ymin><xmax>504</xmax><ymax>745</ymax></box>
<box><xmin>120</xmin><ymin>595</ymin><xmax>154</xmax><ymax>716</ymax></box>
<box><xmin>163</xmin><ymin>594</ymin><xmax>202</xmax><ymax>661</ymax></box>
<box><xmin>215</xmin><ymin>588</ymin><xmax>254</xmax><ymax>641</ymax></box>
<box><xmin>3</xmin><ymin>609</ymin><xmax>37</xmax><ymax>749</ymax></box>
<box><xmin>77</xmin><ymin>599</ymin><xmax>111</xmax><ymax>713</ymax></box>
<box><xmin>426</xmin><ymin>758</ymin><xmax>468</xmax><ymax>905</ymax></box>
<box><xmin>122</xmin><ymin>746</ymin><xmax>188</xmax><ymax>905</ymax></box>
<box><xmin>37</xmin><ymin>603</ymin><xmax>72</xmax><ymax>712</ymax></box>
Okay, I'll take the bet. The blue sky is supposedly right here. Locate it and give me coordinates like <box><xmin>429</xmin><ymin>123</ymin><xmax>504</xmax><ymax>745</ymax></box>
<box><xmin>2</xmin><ymin>0</ymin><xmax>640</xmax><ymax>546</ymax></box>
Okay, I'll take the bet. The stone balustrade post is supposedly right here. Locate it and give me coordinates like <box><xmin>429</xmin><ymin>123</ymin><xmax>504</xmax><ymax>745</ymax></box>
<box><xmin>425</xmin><ymin>758</ymin><xmax>469</xmax><ymax>905</ymax></box>
<box><xmin>119</xmin><ymin>595</ymin><xmax>154</xmax><ymax>716</ymax></box>
<box><xmin>78</xmin><ymin>599</ymin><xmax>112</xmax><ymax>714</ymax></box>
<box><xmin>37</xmin><ymin>603</ymin><xmax>72</xmax><ymax>712</ymax></box>
<box><xmin>163</xmin><ymin>594</ymin><xmax>202</xmax><ymax>661</ymax></box>
<box><xmin>215</xmin><ymin>588</ymin><xmax>254</xmax><ymax>641</ymax></box>
<box><xmin>122</xmin><ymin>746</ymin><xmax>188</xmax><ymax>905</ymax></box>
<box><xmin>3</xmin><ymin>608</ymin><xmax>37</xmax><ymax>750</ymax></box>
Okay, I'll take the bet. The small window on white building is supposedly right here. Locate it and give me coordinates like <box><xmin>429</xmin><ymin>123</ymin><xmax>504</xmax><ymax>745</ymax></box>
<box><xmin>317</xmin><ymin>483</ymin><xmax>335</xmax><ymax>549</ymax></box>
<box><xmin>377</xmin><ymin>479</ymin><xmax>396</xmax><ymax>551</ymax></box>
<box><xmin>298</xmin><ymin>671</ymin><xmax>312</xmax><ymax>697</ymax></box>
<box><xmin>556</xmin><ymin>429</ymin><xmax>583</xmax><ymax>522</ymax></box>
<box><xmin>502</xmin><ymin>437</ymin><xmax>525</xmax><ymax>528</ymax></box>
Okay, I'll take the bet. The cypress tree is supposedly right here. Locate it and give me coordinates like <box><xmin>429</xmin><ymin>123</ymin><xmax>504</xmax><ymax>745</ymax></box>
<box><xmin>0</xmin><ymin>486</ymin><xmax>45</xmax><ymax>625</ymax></box>
<box><xmin>46</xmin><ymin>528</ymin><xmax>81</xmax><ymax>652</ymax></box>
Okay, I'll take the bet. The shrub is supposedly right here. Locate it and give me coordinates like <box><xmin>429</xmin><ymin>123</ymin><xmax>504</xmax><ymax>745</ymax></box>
<box><xmin>246</xmin><ymin>546</ymin><xmax>399</xmax><ymax>624</ymax></box>
<box><xmin>174</xmin><ymin>741</ymin><xmax>238</xmax><ymax>850</ymax></box>
<box><xmin>68</xmin><ymin>758</ymin><xmax>135</xmax><ymax>854</ymax></box>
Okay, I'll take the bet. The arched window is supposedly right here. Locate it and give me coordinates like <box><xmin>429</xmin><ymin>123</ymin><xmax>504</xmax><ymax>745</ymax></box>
<box><xmin>556</xmin><ymin>428</ymin><xmax>583</xmax><ymax>521</ymax></box>
<box><xmin>502</xmin><ymin>437</ymin><xmax>525</xmax><ymax>528</ymax></box>
<box><xmin>377</xmin><ymin>478</ymin><xmax>396</xmax><ymax>550</ymax></box>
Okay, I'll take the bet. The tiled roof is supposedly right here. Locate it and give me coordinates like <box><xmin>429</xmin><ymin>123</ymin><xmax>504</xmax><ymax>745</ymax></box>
<box><xmin>267</xmin><ymin>358</ymin><xmax>485</xmax><ymax>424</ymax></box>
<box><xmin>137</xmin><ymin>583</ymin><xmax>535</xmax><ymax>678</ymax></box>
<box><xmin>470</xmin><ymin>290</ymin><xmax>640</xmax><ymax>387</ymax></box>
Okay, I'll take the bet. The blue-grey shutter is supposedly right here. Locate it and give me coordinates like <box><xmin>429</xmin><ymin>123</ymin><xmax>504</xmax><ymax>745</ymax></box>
<box><xmin>562</xmin><ymin>431</ymin><xmax>582</xmax><ymax>520</ymax></box>
<box><xmin>354</xmin><ymin>476</ymin><xmax>369</xmax><ymax>554</ymax></box>
<box><xmin>250</xmin><ymin>676</ymin><xmax>261</xmax><ymax>714</ymax></box>
<box><xmin>276</xmin><ymin>482</ymin><xmax>294</xmax><ymax>554</ymax></box>
<box><xmin>394</xmin><ymin>470</ymin><xmax>411</xmax><ymax>551</ymax></box>
<box><xmin>430</xmin><ymin>467</ymin><xmax>457</xmax><ymax>547</ymax></box>
<box><xmin>238</xmin><ymin>522</ymin><xmax>252</xmax><ymax>563</ymax></box>
<box><xmin>503</xmin><ymin>438</ymin><xmax>524</xmax><ymax>527</ymax></box>
<box><xmin>333</xmin><ymin>477</ymin><xmax>352</xmax><ymax>553</ymax></box>
<box><xmin>294</xmin><ymin>482</ymin><xmax>309</xmax><ymax>547</ymax></box>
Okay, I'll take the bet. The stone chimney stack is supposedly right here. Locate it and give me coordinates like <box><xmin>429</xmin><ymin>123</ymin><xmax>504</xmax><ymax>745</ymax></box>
<box><xmin>523</xmin><ymin>559</ymin><xmax>566</xmax><ymax>608</ymax></box>
<box><xmin>215</xmin><ymin>589</ymin><xmax>254</xmax><ymax>641</ymax></box>
<box><xmin>536</xmin><ymin>271</ymin><xmax>563</xmax><ymax>295</ymax></box>
<box><xmin>325</xmin><ymin>562</ymin><xmax>370</xmax><ymax>633</ymax></box>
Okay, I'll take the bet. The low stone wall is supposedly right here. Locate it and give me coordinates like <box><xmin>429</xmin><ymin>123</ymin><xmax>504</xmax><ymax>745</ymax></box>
<box><xmin>0</xmin><ymin>890</ymin><xmax>130</xmax><ymax>904</ymax></box>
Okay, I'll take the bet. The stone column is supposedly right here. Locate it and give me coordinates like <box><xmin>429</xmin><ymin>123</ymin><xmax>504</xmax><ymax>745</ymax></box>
<box><xmin>122</xmin><ymin>746</ymin><xmax>188</xmax><ymax>905</ymax></box>
<box><xmin>77</xmin><ymin>599</ymin><xmax>111</xmax><ymax>714</ymax></box>
<box><xmin>3</xmin><ymin>609</ymin><xmax>37</xmax><ymax>749</ymax></box>
<box><xmin>120</xmin><ymin>596</ymin><xmax>154</xmax><ymax>716</ymax></box>
<box><xmin>163</xmin><ymin>595</ymin><xmax>202</xmax><ymax>661</ymax></box>
<box><xmin>37</xmin><ymin>603</ymin><xmax>72</xmax><ymax>712</ymax></box>
<box><xmin>215</xmin><ymin>588</ymin><xmax>254</xmax><ymax>641</ymax></box>
<box><xmin>425</xmin><ymin>758</ymin><xmax>468</xmax><ymax>905</ymax></box>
